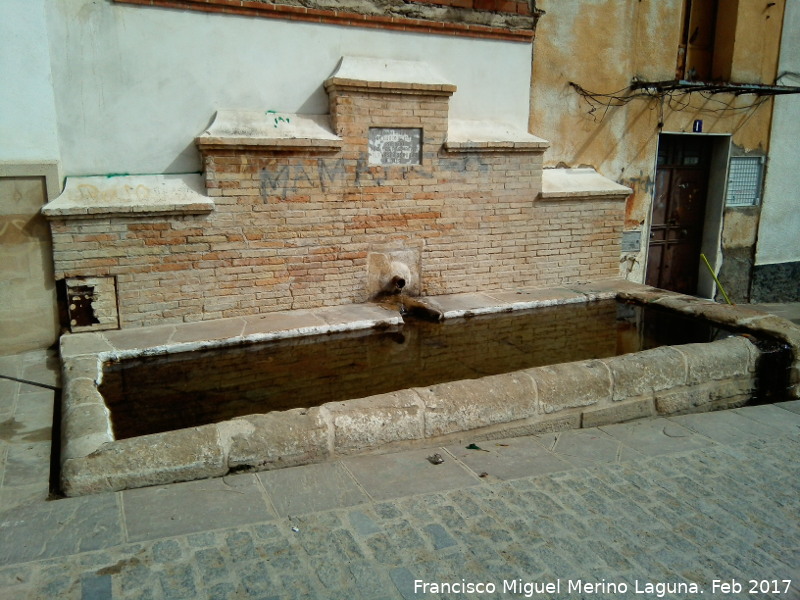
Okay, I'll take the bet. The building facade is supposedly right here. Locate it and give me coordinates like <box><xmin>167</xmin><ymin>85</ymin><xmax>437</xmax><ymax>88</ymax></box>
<box><xmin>531</xmin><ymin>0</ymin><xmax>799</xmax><ymax>303</ymax></box>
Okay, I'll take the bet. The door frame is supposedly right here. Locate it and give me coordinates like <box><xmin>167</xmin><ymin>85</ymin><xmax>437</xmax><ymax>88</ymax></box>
<box><xmin>0</xmin><ymin>160</ymin><xmax>62</xmax><ymax>200</ymax></box>
<box><xmin>645</xmin><ymin>132</ymin><xmax>730</xmax><ymax>299</ymax></box>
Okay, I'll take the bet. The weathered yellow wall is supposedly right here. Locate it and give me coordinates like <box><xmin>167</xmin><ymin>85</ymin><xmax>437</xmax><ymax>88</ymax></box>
<box><xmin>732</xmin><ymin>0</ymin><xmax>784</xmax><ymax>84</ymax></box>
<box><xmin>530</xmin><ymin>0</ymin><xmax>783</xmax><ymax>288</ymax></box>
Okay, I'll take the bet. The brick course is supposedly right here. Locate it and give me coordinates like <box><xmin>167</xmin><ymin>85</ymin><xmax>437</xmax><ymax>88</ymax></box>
<box><xmin>49</xmin><ymin>69</ymin><xmax>626</xmax><ymax>329</ymax></box>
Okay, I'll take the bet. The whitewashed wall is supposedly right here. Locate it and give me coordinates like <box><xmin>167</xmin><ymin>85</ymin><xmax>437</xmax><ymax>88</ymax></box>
<box><xmin>0</xmin><ymin>0</ymin><xmax>60</xmax><ymax>164</ymax></box>
<box><xmin>39</xmin><ymin>0</ymin><xmax>532</xmax><ymax>177</ymax></box>
<box><xmin>757</xmin><ymin>1</ymin><xmax>800</xmax><ymax>265</ymax></box>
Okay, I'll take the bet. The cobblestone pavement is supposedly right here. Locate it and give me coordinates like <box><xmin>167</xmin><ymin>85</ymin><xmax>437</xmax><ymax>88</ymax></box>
<box><xmin>1</xmin><ymin>351</ymin><xmax>799</xmax><ymax>599</ymax></box>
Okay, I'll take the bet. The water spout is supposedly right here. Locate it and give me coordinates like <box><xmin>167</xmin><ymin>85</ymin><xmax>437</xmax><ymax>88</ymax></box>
<box><xmin>380</xmin><ymin>261</ymin><xmax>412</xmax><ymax>295</ymax></box>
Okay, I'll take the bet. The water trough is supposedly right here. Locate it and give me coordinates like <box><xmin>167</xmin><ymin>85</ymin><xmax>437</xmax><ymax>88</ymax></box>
<box><xmin>57</xmin><ymin>280</ymin><xmax>800</xmax><ymax>496</ymax></box>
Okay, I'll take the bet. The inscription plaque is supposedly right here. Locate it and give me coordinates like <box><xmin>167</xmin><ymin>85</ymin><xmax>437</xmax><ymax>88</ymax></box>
<box><xmin>368</xmin><ymin>128</ymin><xmax>422</xmax><ymax>165</ymax></box>
<box><xmin>621</xmin><ymin>230</ymin><xmax>641</xmax><ymax>253</ymax></box>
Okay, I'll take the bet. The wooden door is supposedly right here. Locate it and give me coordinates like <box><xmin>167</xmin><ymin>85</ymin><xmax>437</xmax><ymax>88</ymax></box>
<box><xmin>646</xmin><ymin>136</ymin><xmax>712</xmax><ymax>294</ymax></box>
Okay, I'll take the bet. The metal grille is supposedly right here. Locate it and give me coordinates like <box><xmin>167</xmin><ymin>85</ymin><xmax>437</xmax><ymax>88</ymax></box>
<box><xmin>726</xmin><ymin>156</ymin><xmax>764</xmax><ymax>206</ymax></box>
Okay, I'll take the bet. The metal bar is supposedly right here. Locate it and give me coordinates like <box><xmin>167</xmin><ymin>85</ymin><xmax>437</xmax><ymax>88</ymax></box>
<box><xmin>700</xmin><ymin>253</ymin><xmax>733</xmax><ymax>305</ymax></box>
<box><xmin>0</xmin><ymin>374</ymin><xmax>60</xmax><ymax>391</ymax></box>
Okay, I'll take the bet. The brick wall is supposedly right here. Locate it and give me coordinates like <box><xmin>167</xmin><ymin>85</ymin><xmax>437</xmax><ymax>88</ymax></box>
<box><xmin>48</xmin><ymin>64</ymin><xmax>625</xmax><ymax>329</ymax></box>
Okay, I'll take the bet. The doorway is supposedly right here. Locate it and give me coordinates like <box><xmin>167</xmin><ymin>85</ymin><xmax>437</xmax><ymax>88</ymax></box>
<box><xmin>646</xmin><ymin>134</ymin><xmax>723</xmax><ymax>295</ymax></box>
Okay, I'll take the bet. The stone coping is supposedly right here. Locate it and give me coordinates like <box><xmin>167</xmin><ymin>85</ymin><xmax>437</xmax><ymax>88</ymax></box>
<box><xmin>323</xmin><ymin>56</ymin><xmax>457</xmax><ymax>96</ymax></box>
<box><xmin>41</xmin><ymin>174</ymin><xmax>214</xmax><ymax>219</ymax></box>
<box><xmin>57</xmin><ymin>280</ymin><xmax>800</xmax><ymax>496</ymax></box>
<box><xmin>445</xmin><ymin>119</ymin><xmax>549</xmax><ymax>152</ymax></box>
<box><xmin>539</xmin><ymin>167</ymin><xmax>633</xmax><ymax>201</ymax></box>
<box><xmin>61</xmin><ymin>303</ymin><xmax>404</xmax><ymax>363</ymax></box>
<box><xmin>195</xmin><ymin>110</ymin><xmax>547</xmax><ymax>156</ymax></box>
<box><xmin>195</xmin><ymin>111</ymin><xmax>343</xmax><ymax>152</ymax></box>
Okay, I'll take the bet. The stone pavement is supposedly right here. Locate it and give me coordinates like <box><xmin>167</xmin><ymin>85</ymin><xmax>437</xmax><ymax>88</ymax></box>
<box><xmin>752</xmin><ymin>303</ymin><xmax>800</xmax><ymax>326</ymax></box>
<box><xmin>1</xmin><ymin>345</ymin><xmax>799</xmax><ymax>599</ymax></box>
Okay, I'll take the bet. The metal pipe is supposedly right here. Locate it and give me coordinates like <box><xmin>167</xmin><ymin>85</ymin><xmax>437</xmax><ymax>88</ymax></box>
<box><xmin>700</xmin><ymin>253</ymin><xmax>733</xmax><ymax>305</ymax></box>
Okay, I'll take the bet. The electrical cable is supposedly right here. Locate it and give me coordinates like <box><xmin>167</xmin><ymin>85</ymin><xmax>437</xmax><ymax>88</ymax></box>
<box><xmin>568</xmin><ymin>79</ymin><xmax>794</xmax><ymax>123</ymax></box>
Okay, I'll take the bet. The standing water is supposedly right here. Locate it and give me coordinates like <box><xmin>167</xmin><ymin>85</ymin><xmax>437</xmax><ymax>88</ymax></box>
<box><xmin>101</xmin><ymin>300</ymin><xmax>737</xmax><ymax>439</ymax></box>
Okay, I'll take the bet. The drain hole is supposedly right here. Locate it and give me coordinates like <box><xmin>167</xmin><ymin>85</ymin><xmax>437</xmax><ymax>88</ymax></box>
<box><xmin>752</xmin><ymin>337</ymin><xmax>793</xmax><ymax>404</ymax></box>
<box><xmin>48</xmin><ymin>386</ymin><xmax>64</xmax><ymax>500</ymax></box>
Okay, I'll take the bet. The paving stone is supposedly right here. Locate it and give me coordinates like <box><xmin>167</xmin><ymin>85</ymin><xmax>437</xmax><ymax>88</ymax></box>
<box><xmin>80</xmin><ymin>572</ymin><xmax>112</xmax><ymax>600</ymax></box>
<box><xmin>348</xmin><ymin>559</ymin><xmax>398</xmax><ymax>599</ymax></box>
<box><xmin>244</xmin><ymin>524</ymin><xmax>280</xmax><ymax>550</ymax></box>
<box><xmin>617</xmin><ymin>445</ymin><xmax>647</xmax><ymax>464</ymax></box>
<box><xmin>193</xmin><ymin>547</ymin><xmax>230</xmax><ymax>584</ymax></box>
<box><xmin>207</xmin><ymin>581</ymin><xmax>238</xmax><ymax>600</ymax></box>
<box><xmin>258</xmin><ymin>461</ymin><xmax>368</xmax><ymax>516</ymax></box>
<box><xmin>0</xmin><ymin>481</ymin><xmax>49</xmax><ymax>512</ymax></box>
<box><xmin>238</xmin><ymin>563</ymin><xmax>276</xmax><ymax>597</ymax></box>
<box><xmin>534</xmin><ymin>431</ymin><xmax>558</xmax><ymax>450</ymax></box>
<box><xmin>669</xmin><ymin>409</ymin><xmax>781</xmax><ymax>443</ymax></box>
<box><xmin>733</xmin><ymin>404</ymin><xmax>800</xmax><ymax>434</ymax></box>
<box><xmin>599</xmin><ymin>417</ymin><xmax>717</xmax><ymax>456</ymax></box>
<box><xmin>2</xmin><ymin>441</ymin><xmax>51</xmax><ymax>487</ymax></box>
<box><xmin>389</xmin><ymin>566</ymin><xmax>419</xmax><ymax>600</ymax></box>
<box><xmin>186</xmin><ymin>530</ymin><xmax>220</xmax><ymax>548</ymax></box>
<box><xmin>118</xmin><ymin>553</ymin><xmax>159</xmax><ymax>596</ymax></box>
<box><xmin>9</xmin><ymin>389</ymin><xmax>53</xmax><ymax>431</ymax></box>
<box><xmin>151</xmin><ymin>539</ymin><xmax>183</xmax><ymax>563</ymax></box>
<box><xmin>348</xmin><ymin>509</ymin><xmax>383</xmax><ymax>536</ymax></box>
<box><xmin>122</xmin><ymin>474</ymin><xmax>274</xmax><ymax>542</ymax></box>
<box><xmin>308</xmin><ymin>556</ymin><xmax>356</xmax><ymax>591</ymax></box>
<box><xmin>776</xmin><ymin>399</ymin><xmax>800</xmax><ymax>414</ymax></box>
<box><xmin>445</xmin><ymin>435</ymin><xmax>574</xmax><ymax>480</ymax></box>
<box><xmin>551</xmin><ymin>428</ymin><xmax>622</xmax><ymax>464</ymax></box>
<box><xmin>158</xmin><ymin>562</ymin><xmax>198</xmax><ymax>600</ymax></box>
<box><xmin>372</xmin><ymin>501</ymin><xmax>403</xmax><ymax>520</ymax></box>
<box><xmin>343</xmin><ymin>447</ymin><xmax>478</xmax><ymax>501</ymax></box>
<box><xmin>422</xmin><ymin>523</ymin><xmax>457</xmax><ymax>550</ymax></box>
<box><xmin>0</xmin><ymin>493</ymin><xmax>123</xmax><ymax>566</ymax></box>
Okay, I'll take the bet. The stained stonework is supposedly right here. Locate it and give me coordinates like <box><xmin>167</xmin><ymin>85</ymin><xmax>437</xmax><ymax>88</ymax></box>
<box><xmin>57</xmin><ymin>284</ymin><xmax>795</xmax><ymax>496</ymax></box>
<box><xmin>113</xmin><ymin>0</ymin><xmax>542</xmax><ymax>42</ymax></box>
<box><xmin>0</xmin><ymin>176</ymin><xmax>58</xmax><ymax>353</ymax></box>
<box><xmin>65</xmin><ymin>276</ymin><xmax>120</xmax><ymax>333</ymax></box>
<box><xmin>751</xmin><ymin>261</ymin><xmax>800</xmax><ymax>302</ymax></box>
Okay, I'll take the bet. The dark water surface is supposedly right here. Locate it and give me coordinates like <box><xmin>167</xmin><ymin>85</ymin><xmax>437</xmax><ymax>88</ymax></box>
<box><xmin>101</xmin><ymin>300</ymin><xmax>737</xmax><ymax>439</ymax></box>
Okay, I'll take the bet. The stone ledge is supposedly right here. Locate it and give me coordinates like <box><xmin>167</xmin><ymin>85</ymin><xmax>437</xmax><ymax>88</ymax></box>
<box><xmin>416</xmin><ymin>286</ymin><xmax>601</xmax><ymax>319</ymax></box>
<box><xmin>618</xmin><ymin>286</ymin><xmax>800</xmax><ymax>400</ymax></box>
<box><xmin>539</xmin><ymin>168</ymin><xmax>632</xmax><ymax>201</ymax></box>
<box><xmin>581</xmin><ymin>398</ymin><xmax>656</xmax><ymax>428</ymax></box>
<box><xmin>324</xmin><ymin>56</ymin><xmax>457</xmax><ymax>96</ymax></box>
<box><xmin>41</xmin><ymin>174</ymin><xmax>214</xmax><ymax>219</ymax></box>
<box><xmin>602</xmin><ymin>346</ymin><xmax>687</xmax><ymax>402</ymax></box>
<box><xmin>60</xmin><ymin>303</ymin><xmax>403</xmax><ymax>361</ymax></box>
<box><xmin>677</xmin><ymin>336</ymin><xmax>758</xmax><ymax>384</ymax></box>
<box><xmin>196</xmin><ymin>111</ymin><xmax>343</xmax><ymax>153</ymax></box>
<box><xmin>445</xmin><ymin>119</ymin><xmax>549</xmax><ymax>152</ymax></box>
<box><xmin>417</xmin><ymin>372</ymin><xmax>537</xmax><ymax>437</ymax></box>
